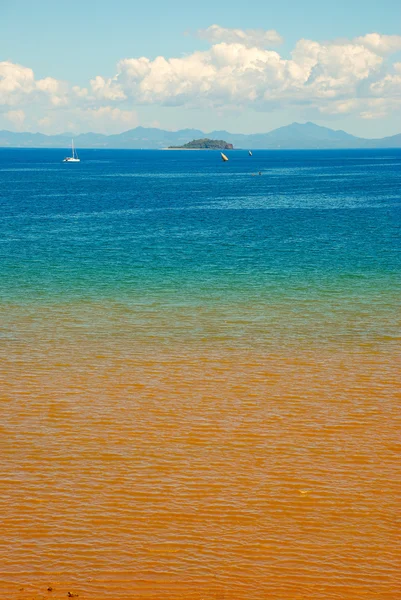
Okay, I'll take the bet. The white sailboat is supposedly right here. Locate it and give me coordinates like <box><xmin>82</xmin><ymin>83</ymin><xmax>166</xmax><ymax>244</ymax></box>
<box><xmin>63</xmin><ymin>139</ymin><xmax>80</xmax><ymax>162</ymax></box>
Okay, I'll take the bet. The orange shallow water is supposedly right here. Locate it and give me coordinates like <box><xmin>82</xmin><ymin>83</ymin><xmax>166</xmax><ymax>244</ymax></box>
<box><xmin>1</xmin><ymin>315</ymin><xmax>400</xmax><ymax>600</ymax></box>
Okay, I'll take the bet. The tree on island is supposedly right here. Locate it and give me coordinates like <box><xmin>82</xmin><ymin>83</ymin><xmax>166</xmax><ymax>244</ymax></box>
<box><xmin>169</xmin><ymin>138</ymin><xmax>234</xmax><ymax>149</ymax></box>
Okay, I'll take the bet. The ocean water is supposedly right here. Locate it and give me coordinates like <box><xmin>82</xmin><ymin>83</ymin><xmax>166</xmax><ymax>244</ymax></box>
<box><xmin>0</xmin><ymin>148</ymin><xmax>400</xmax><ymax>599</ymax></box>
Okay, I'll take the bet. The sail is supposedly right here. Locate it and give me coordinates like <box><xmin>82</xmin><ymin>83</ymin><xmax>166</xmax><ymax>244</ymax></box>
<box><xmin>221</xmin><ymin>153</ymin><xmax>229</xmax><ymax>162</ymax></box>
<box><xmin>63</xmin><ymin>139</ymin><xmax>80</xmax><ymax>162</ymax></box>
<box><xmin>248</xmin><ymin>151</ymin><xmax>253</xmax><ymax>156</ymax></box>
<box><xmin>71</xmin><ymin>139</ymin><xmax>79</xmax><ymax>159</ymax></box>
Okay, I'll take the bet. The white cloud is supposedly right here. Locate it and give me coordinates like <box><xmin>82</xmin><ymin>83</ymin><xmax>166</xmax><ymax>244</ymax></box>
<box><xmin>198</xmin><ymin>24</ymin><xmax>283</xmax><ymax>47</ymax></box>
<box><xmin>89</xmin><ymin>75</ymin><xmax>126</xmax><ymax>100</ymax></box>
<box><xmin>72</xmin><ymin>85</ymin><xmax>89</xmax><ymax>98</ymax></box>
<box><xmin>36</xmin><ymin>76</ymin><xmax>61</xmax><ymax>94</ymax></box>
<box><xmin>299</xmin><ymin>40</ymin><xmax>383</xmax><ymax>100</ymax></box>
<box><xmin>355</xmin><ymin>33</ymin><xmax>401</xmax><ymax>55</ymax></box>
<box><xmin>87</xmin><ymin>35</ymin><xmax>384</xmax><ymax>111</ymax></box>
<box><xmin>369</xmin><ymin>66</ymin><xmax>401</xmax><ymax>97</ymax></box>
<box><xmin>5</xmin><ymin>109</ymin><xmax>25</xmax><ymax>129</ymax></box>
<box><xmin>2</xmin><ymin>27</ymin><xmax>401</xmax><ymax>133</ymax></box>
<box><xmin>0</xmin><ymin>61</ymin><xmax>66</xmax><ymax>107</ymax></box>
<box><xmin>0</xmin><ymin>61</ymin><xmax>35</xmax><ymax>105</ymax></box>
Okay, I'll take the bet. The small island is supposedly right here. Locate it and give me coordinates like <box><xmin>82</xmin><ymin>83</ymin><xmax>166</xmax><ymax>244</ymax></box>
<box><xmin>168</xmin><ymin>138</ymin><xmax>234</xmax><ymax>150</ymax></box>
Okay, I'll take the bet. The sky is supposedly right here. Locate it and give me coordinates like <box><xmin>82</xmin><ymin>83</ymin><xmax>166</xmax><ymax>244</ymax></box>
<box><xmin>1</xmin><ymin>0</ymin><xmax>401</xmax><ymax>137</ymax></box>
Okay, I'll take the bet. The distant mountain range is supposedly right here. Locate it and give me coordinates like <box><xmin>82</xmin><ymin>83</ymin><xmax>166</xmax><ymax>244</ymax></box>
<box><xmin>1</xmin><ymin>122</ymin><xmax>401</xmax><ymax>150</ymax></box>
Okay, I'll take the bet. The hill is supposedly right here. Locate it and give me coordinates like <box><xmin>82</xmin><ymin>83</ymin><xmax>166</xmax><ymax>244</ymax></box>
<box><xmin>168</xmin><ymin>138</ymin><xmax>233</xmax><ymax>149</ymax></box>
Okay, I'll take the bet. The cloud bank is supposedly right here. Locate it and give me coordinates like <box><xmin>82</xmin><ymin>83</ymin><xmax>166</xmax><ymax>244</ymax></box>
<box><xmin>2</xmin><ymin>26</ymin><xmax>401</xmax><ymax>133</ymax></box>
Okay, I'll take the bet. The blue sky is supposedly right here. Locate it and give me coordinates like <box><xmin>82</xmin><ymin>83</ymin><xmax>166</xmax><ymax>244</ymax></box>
<box><xmin>1</xmin><ymin>0</ymin><xmax>401</xmax><ymax>136</ymax></box>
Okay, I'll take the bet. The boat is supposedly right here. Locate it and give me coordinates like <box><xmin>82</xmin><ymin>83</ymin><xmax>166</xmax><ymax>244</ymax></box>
<box><xmin>248</xmin><ymin>151</ymin><xmax>253</xmax><ymax>156</ymax></box>
<box><xmin>63</xmin><ymin>139</ymin><xmax>80</xmax><ymax>163</ymax></box>
<box><xmin>221</xmin><ymin>152</ymin><xmax>229</xmax><ymax>162</ymax></box>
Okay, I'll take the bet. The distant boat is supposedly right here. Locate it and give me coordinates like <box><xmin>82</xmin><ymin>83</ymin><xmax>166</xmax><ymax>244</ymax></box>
<box><xmin>221</xmin><ymin>152</ymin><xmax>229</xmax><ymax>162</ymax></box>
<box><xmin>63</xmin><ymin>139</ymin><xmax>80</xmax><ymax>163</ymax></box>
<box><xmin>248</xmin><ymin>151</ymin><xmax>253</xmax><ymax>156</ymax></box>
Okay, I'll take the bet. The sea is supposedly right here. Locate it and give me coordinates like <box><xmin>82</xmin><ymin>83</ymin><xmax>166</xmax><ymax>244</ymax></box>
<box><xmin>0</xmin><ymin>148</ymin><xmax>400</xmax><ymax>600</ymax></box>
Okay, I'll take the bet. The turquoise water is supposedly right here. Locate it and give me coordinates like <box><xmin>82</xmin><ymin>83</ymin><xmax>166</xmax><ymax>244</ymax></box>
<box><xmin>1</xmin><ymin>148</ymin><xmax>400</xmax><ymax>348</ymax></box>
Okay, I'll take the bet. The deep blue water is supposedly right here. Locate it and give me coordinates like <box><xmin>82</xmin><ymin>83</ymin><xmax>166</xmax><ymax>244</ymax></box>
<box><xmin>0</xmin><ymin>148</ymin><xmax>400</xmax><ymax>313</ymax></box>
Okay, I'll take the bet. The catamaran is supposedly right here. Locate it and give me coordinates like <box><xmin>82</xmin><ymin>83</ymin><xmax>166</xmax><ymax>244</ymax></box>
<box><xmin>63</xmin><ymin>139</ymin><xmax>80</xmax><ymax>163</ymax></box>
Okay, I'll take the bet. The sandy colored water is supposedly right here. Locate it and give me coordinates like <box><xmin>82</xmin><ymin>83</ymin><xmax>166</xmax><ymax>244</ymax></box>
<box><xmin>1</xmin><ymin>310</ymin><xmax>400</xmax><ymax>600</ymax></box>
